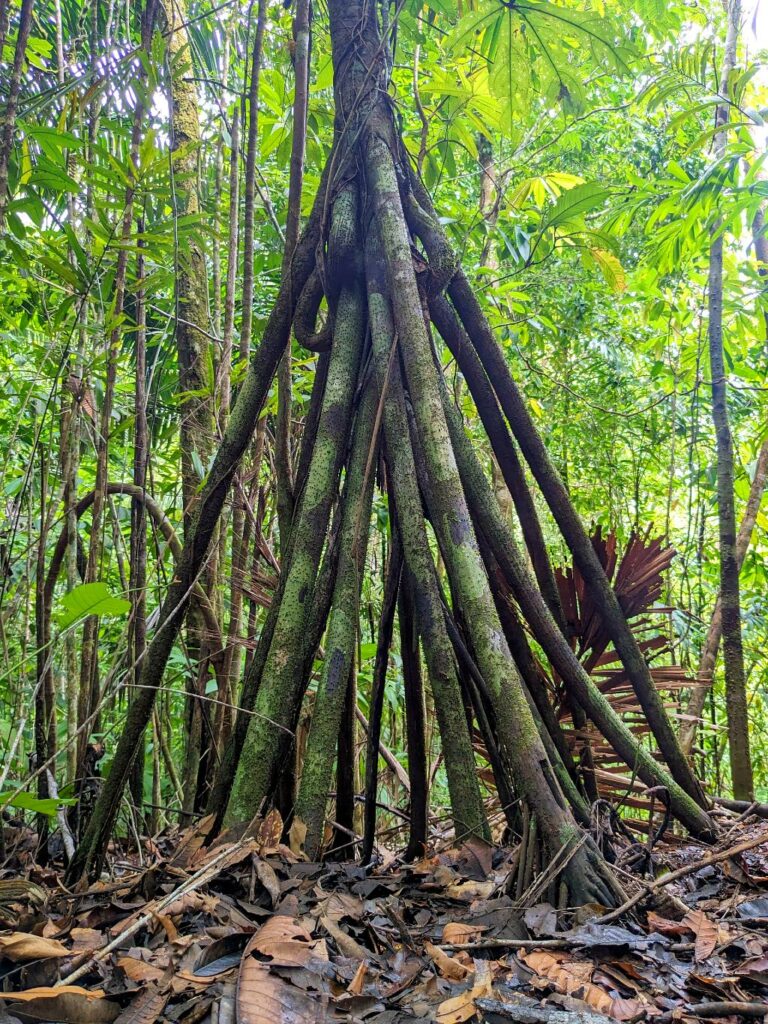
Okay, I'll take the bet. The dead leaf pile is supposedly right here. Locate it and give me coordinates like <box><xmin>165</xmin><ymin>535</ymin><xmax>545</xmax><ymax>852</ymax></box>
<box><xmin>2</xmin><ymin>812</ymin><xmax>768</xmax><ymax>1023</ymax></box>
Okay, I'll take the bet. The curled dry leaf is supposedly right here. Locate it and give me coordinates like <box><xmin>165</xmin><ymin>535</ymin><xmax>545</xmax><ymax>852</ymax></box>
<box><xmin>0</xmin><ymin>933</ymin><xmax>69</xmax><ymax>961</ymax></box>
<box><xmin>441</xmin><ymin>922</ymin><xmax>488</xmax><ymax>944</ymax></box>
<box><xmin>436</xmin><ymin>960</ymin><xmax>492</xmax><ymax>1024</ymax></box>
<box><xmin>255</xmin><ymin>859</ymin><xmax>281</xmax><ymax>907</ymax></box>
<box><xmin>425</xmin><ymin>941</ymin><xmax>472</xmax><ymax>982</ymax></box>
<box><xmin>519</xmin><ymin>950</ymin><xmax>645</xmax><ymax>1021</ymax></box>
<box><xmin>681</xmin><ymin>910</ymin><xmax>718</xmax><ymax>961</ymax></box>
<box><xmin>251</xmin><ymin>914</ymin><xmax>328</xmax><ymax>968</ymax></box>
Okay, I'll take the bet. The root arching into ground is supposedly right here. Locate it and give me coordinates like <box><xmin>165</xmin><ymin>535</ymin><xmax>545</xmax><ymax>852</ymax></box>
<box><xmin>61</xmin><ymin>0</ymin><xmax>717</xmax><ymax>905</ymax></box>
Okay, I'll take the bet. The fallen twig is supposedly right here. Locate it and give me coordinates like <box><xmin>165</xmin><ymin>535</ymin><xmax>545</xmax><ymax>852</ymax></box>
<box><xmin>658</xmin><ymin>1002</ymin><xmax>768</xmax><ymax>1022</ymax></box>
<box><xmin>58</xmin><ymin>807</ymin><xmax>265</xmax><ymax>987</ymax></box>
<box><xmin>597</xmin><ymin>829</ymin><xmax>768</xmax><ymax>924</ymax></box>
<box><xmin>441</xmin><ymin>937</ymin><xmax>695</xmax><ymax>952</ymax></box>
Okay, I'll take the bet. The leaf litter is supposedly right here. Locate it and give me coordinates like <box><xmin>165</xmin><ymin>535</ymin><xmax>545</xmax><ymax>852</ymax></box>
<box><xmin>2</xmin><ymin>810</ymin><xmax>768</xmax><ymax>1023</ymax></box>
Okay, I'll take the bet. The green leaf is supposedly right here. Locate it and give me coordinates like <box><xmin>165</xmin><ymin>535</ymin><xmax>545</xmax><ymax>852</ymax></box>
<box><xmin>544</xmin><ymin>183</ymin><xmax>610</xmax><ymax>227</ymax></box>
<box><xmin>56</xmin><ymin>582</ymin><xmax>131</xmax><ymax>630</ymax></box>
<box><xmin>0</xmin><ymin>790</ymin><xmax>76</xmax><ymax>816</ymax></box>
<box><xmin>590</xmin><ymin>248</ymin><xmax>626</xmax><ymax>292</ymax></box>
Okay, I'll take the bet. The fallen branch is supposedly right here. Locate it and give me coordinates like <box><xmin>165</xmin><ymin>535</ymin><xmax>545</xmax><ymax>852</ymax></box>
<box><xmin>597</xmin><ymin>830</ymin><xmax>768</xmax><ymax>924</ymax></box>
<box><xmin>715</xmin><ymin>797</ymin><xmax>768</xmax><ymax>819</ymax></box>
<box><xmin>658</xmin><ymin>1003</ymin><xmax>768</xmax><ymax>1022</ymax></box>
<box><xmin>441</xmin><ymin>938</ymin><xmax>695</xmax><ymax>953</ymax></box>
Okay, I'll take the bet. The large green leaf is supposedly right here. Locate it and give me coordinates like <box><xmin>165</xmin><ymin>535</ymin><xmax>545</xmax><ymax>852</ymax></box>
<box><xmin>0</xmin><ymin>790</ymin><xmax>76</xmax><ymax>817</ymax></box>
<box><xmin>56</xmin><ymin>583</ymin><xmax>131</xmax><ymax>630</ymax></box>
<box><xmin>544</xmin><ymin>183</ymin><xmax>610</xmax><ymax>227</ymax></box>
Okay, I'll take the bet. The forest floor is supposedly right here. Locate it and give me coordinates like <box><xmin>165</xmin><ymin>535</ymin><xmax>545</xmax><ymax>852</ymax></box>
<box><xmin>2</xmin><ymin>811</ymin><xmax>768</xmax><ymax>1024</ymax></box>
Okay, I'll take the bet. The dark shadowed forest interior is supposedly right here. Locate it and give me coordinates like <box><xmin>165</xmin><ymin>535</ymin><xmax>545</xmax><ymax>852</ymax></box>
<box><xmin>1</xmin><ymin>0</ymin><xmax>768</xmax><ymax>1020</ymax></box>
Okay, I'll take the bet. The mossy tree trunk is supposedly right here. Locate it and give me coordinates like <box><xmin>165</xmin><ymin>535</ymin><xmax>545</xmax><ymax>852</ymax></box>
<box><xmin>162</xmin><ymin>0</ymin><xmax>219</xmax><ymax>816</ymax></box>
<box><xmin>68</xmin><ymin>0</ymin><xmax>717</xmax><ymax>894</ymax></box>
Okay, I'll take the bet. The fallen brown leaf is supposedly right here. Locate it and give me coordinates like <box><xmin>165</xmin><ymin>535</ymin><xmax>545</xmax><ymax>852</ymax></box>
<box><xmin>6</xmin><ymin>988</ymin><xmax>121</xmax><ymax>1024</ymax></box>
<box><xmin>436</xmin><ymin>960</ymin><xmax>492</xmax><ymax>1023</ymax></box>
<box><xmin>0</xmin><ymin>933</ymin><xmax>69</xmax><ymax>961</ymax></box>
<box><xmin>425</xmin><ymin>941</ymin><xmax>472</xmax><ymax>982</ymax></box>
<box><xmin>251</xmin><ymin>914</ymin><xmax>327</xmax><ymax>967</ymax></box>
<box><xmin>681</xmin><ymin>909</ymin><xmax>718</xmax><ymax>961</ymax></box>
<box><xmin>519</xmin><ymin>949</ymin><xmax>645</xmax><ymax>1021</ymax></box>
<box><xmin>237</xmin><ymin>930</ymin><xmax>333</xmax><ymax>1024</ymax></box>
<box><xmin>441</xmin><ymin>922</ymin><xmax>488</xmax><ymax>944</ymax></box>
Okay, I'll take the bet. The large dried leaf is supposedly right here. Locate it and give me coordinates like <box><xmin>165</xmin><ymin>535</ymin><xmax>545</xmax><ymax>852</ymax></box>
<box><xmin>117</xmin><ymin>956</ymin><xmax>167</xmax><ymax>984</ymax></box>
<box><xmin>6</xmin><ymin>988</ymin><xmax>121</xmax><ymax>1024</ymax></box>
<box><xmin>681</xmin><ymin>910</ymin><xmax>718</xmax><ymax>961</ymax></box>
<box><xmin>425</xmin><ymin>942</ymin><xmax>472</xmax><ymax>981</ymax></box>
<box><xmin>250</xmin><ymin>914</ymin><xmax>327</xmax><ymax>968</ymax></box>
<box><xmin>519</xmin><ymin>950</ymin><xmax>645</xmax><ymax>1021</ymax></box>
<box><xmin>0</xmin><ymin>933</ymin><xmax>69</xmax><ymax>961</ymax></box>
<box><xmin>236</xmin><ymin>931</ymin><xmax>332</xmax><ymax>1024</ymax></box>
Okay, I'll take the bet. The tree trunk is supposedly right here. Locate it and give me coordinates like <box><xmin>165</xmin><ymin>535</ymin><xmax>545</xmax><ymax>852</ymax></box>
<box><xmin>161</xmin><ymin>0</ymin><xmax>218</xmax><ymax>818</ymax></box>
<box><xmin>681</xmin><ymin>439</ymin><xmax>768</xmax><ymax>754</ymax></box>
<box><xmin>293</xmin><ymin>377</ymin><xmax>378</xmax><ymax>857</ymax></box>
<box><xmin>706</xmin><ymin>0</ymin><xmax>752</xmax><ymax>801</ymax></box>
<box><xmin>0</xmin><ymin>0</ymin><xmax>34</xmax><ymax>220</ymax></box>
<box><xmin>361</xmin><ymin>521</ymin><xmax>402</xmax><ymax>864</ymax></box>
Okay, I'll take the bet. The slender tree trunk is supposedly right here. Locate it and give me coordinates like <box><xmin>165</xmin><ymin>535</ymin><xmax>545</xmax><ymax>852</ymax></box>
<box><xmin>161</xmin><ymin>0</ymin><xmax>219</xmax><ymax>816</ymax></box>
<box><xmin>128</xmin><ymin>221</ymin><xmax>149</xmax><ymax>811</ymax></box>
<box><xmin>34</xmin><ymin>448</ymin><xmax>53</xmax><ymax>857</ymax></box>
<box><xmin>361</xmin><ymin>525</ymin><xmax>402</xmax><ymax>863</ymax></box>
<box><xmin>221</xmin><ymin>0</ymin><xmax>268</xmax><ymax>726</ymax></box>
<box><xmin>275</xmin><ymin>0</ymin><xmax>311</xmax><ymax>544</ymax></box>
<box><xmin>293</xmin><ymin>377</ymin><xmax>379</xmax><ymax>857</ymax></box>
<box><xmin>681</xmin><ymin>439</ymin><xmax>768</xmax><ymax>754</ymax></box>
<box><xmin>367</xmin><ymin>228</ymin><xmax>490</xmax><ymax>847</ymax></box>
<box><xmin>706</xmin><ymin>0</ymin><xmax>752</xmax><ymax>800</ymax></box>
<box><xmin>401</xmin><ymin>568</ymin><xmax>428</xmax><ymax>860</ymax></box>
<box><xmin>76</xmin><ymin>55</ymin><xmax>145</xmax><ymax>774</ymax></box>
<box><xmin>0</xmin><ymin>0</ymin><xmax>34</xmax><ymax>221</ymax></box>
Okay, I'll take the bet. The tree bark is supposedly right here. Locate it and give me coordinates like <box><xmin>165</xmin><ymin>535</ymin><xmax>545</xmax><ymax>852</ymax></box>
<box><xmin>681</xmin><ymin>439</ymin><xmax>768</xmax><ymax>754</ymax></box>
<box><xmin>361</xmin><ymin>523</ymin><xmax>402</xmax><ymax>864</ymax></box>
<box><xmin>293</xmin><ymin>377</ymin><xmax>378</xmax><ymax>857</ymax></box>
<box><xmin>0</xmin><ymin>0</ymin><xmax>34</xmax><ymax>220</ymax></box>
<box><xmin>706</xmin><ymin>0</ymin><xmax>752</xmax><ymax>801</ymax></box>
